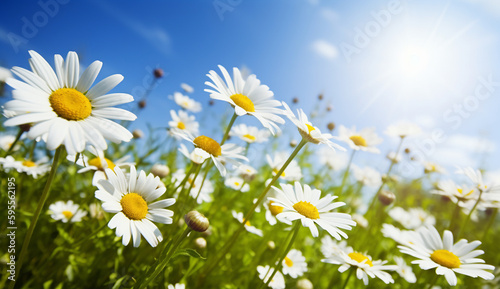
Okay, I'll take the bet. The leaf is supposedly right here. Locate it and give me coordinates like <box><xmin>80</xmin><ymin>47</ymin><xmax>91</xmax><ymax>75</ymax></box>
<box><xmin>172</xmin><ymin>248</ymin><xmax>206</xmax><ymax>260</ymax></box>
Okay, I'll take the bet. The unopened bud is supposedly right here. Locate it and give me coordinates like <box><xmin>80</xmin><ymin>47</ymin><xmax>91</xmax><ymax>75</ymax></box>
<box><xmin>292</xmin><ymin>97</ymin><xmax>299</xmax><ymax>104</ymax></box>
<box><xmin>318</xmin><ymin>93</ymin><xmax>324</xmax><ymax>100</ymax></box>
<box><xmin>153</xmin><ymin>68</ymin><xmax>164</xmax><ymax>79</ymax></box>
<box><xmin>297</xmin><ymin>278</ymin><xmax>314</xmax><ymax>289</ymax></box>
<box><xmin>378</xmin><ymin>190</ymin><xmax>395</xmax><ymax>206</ymax></box>
<box><xmin>290</xmin><ymin>140</ymin><xmax>297</xmax><ymax>148</ymax></box>
<box><xmin>151</xmin><ymin>164</ymin><xmax>170</xmax><ymax>178</ymax></box>
<box><xmin>132</xmin><ymin>129</ymin><xmax>144</xmax><ymax>139</ymax></box>
<box><xmin>194</xmin><ymin>237</ymin><xmax>207</xmax><ymax>249</ymax></box>
<box><xmin>327</xmin><ymin>122</ymin><xmax>335</xmax><ymax>131</ymax></box>
<box><xmin>209</xmin><ymin>100</ymin><xmax>214</xmax><ymax>106</ymax></box>
<box><xmin>267</xmin><ymin>241</ymin><xmax>275</xmax><ymax>250</ymax></box>
<box><xmin>138</xmin><ymin>100</ymin><xmax>146</xmax><ymax>109</ymax></box>
<box><xmin>404</xmin><ymin>148</ymin><xmax>411</xmax><ymax>154</ymax></box>
<box><xmin>184</xmin><ymin>211</ymin><xmax>210</xmax><ymax>232</ymax></box>
<box><xmin>326</xmin><ymin>105</ymin><xmax>332</xmax><ymax>112</ymax></box>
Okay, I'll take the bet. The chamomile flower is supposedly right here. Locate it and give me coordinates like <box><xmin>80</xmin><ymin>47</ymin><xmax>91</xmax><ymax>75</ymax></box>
<box><xmin>236</xmin><ymin>164</ymin><xmax>257</xmax><ymax>182</ymax></box>
<box><xmin>205</xmin><ymin>65</ymin><xmax>285</xmax><ymax>134</ymax></box>
<box><xmin>351</xmin><ymin>165</ymin><xmax>382</xmax><ymax>187</ymax></box>
<box><xmin>385</xmin><ymin>122</ymin><xmax>422</xmax><ymax>139</ymax></box>
<box><xmin>424</xmin><ymin>161</ymin><xmax>446</xmax><ymax>174</ymax></box>
<box><xmin>386</xmin><ymin>151</ymin><xmax>402</xmax><ymax>163</ymax></box>
<box><xmin>317</xmin><ymin>145</ymin><xmax>348</xmax><ymax>171</ymax></box>
<box><xmin>388</xmin><ymin>207</ymin><xmax>436</xmax><ymax>230</ymax></box>
<box><xmin>257</xmin><ymin>265</ymin><xmax>285</xmax><ymax>289</ymax></box>
<box><xmin>16</xmin><ymin>157</ymin><xmax>50</xmax><ymax>178</ymax></box>
<box><xmin>168</xmin><ymin>110</ymin><xmax>199</xmax><ymax>138</ymax></box>
<box><xmin>322</xmin><ymin>245</ymin><xmax>396</xmax><ymax>285</ymax></box>
<box><xmin>173</xmin><ymin>92</ymin><xmax>201</xmax><ymax>112</ymax></box>
<box><xmin>167</xmin><ymin>284</ymin><xmax>185</xmax><ymax>289</ymax></box>
<box><xmin>48</xmin><ymin>200</ymin><xmax>87</xmax><ymax>223</ymax></box>
<box><xmin>432</xmin><ymin>180</ymin><xmax>478</xmax><ymax>207</ymax></box>
<box><xmin>321</xmin><ymin>236</ymin><xmax>349</xmax><ymax>259</ymax></box>
<box><xmin>95</xmin><ymin>166</ymin><xmax>175</xmax><ymax>247</ymax></box>
<box><xmin>282</xmin><ymin>102</ymin><xmax>345</xmax><ymax>152</ymax></box>
<box><xmin>232</xmin><ymin>210</ymin><xmax>263</xmax><ymax>237</ymax></box>
<box><xmin>173</xmin><ymin>130</ymin><xmax>247</xmax><ymax>177</ymax></box>
<box><xmin>180</xmin><ymin>82</ymin><xmax>194</xmax><ymax>93</ymax></box>
<box><xmin>393</xmin><ymin>256</ymin><xmax>416</xmax><ymax>283</ymax></box>
<box><xmin>336</xmin><ymin>125</ymin><xmax>382</xmax><ymax>154</ymax></box>
<box><xmin>267</xmin><ymin>152</ymin><xmax>303</xmax><ymax>182</ymax></box>
<box><xmin>3</xmin><ymin>50</ymin><xmax>136</xmax><ymax>155</ymax></box>
<box><xmin>178</xmin><ymin>143</ymin><xmax>210</xmax><ymax>164</ymax></box>
<box><xmin>457</xmin><ymin>167</ymin><xmax>499</xmax><ymax>193</ymax></box>
<box><xmin>398</xmin><ymin>226</ymin><xmax>495</xmax><ymax>286</ymax></box>
<box><xmin>381</xmin><ymin>224</ymin><xmax>414</xmax><ymax>246</ymax></box>
<box><xmin>264</xmin><ymin>199</ymin><xmax>284</xmax><ymax>226</ymax></box>
<box><xmin>0</xmin><ymin>156</ymin><xmax>20</xmax><ymax>172</ymax></box>
<box><xmin>171</xmin><ymin>169</ymin><xmax>214</xmax><ymax>204</ymax></box>
<box><xmin>225</xmin><ymin>176</ymin><xmax>249</xmax><ymax>192</ymax></box>
<box><xmin>0</xmin><ymin>135</ymin><xmax>18</xmax><ymax>151</ymax></box>
<box><xmin>268</xmin><ymin>182</ymin><xmax>355</xmax><ymax>239</ymax></box>
<box><xmin>282</xmin><ymin>249</ymin><xmax>308</xmax><ymax>278</ymax></box>
<box><xmin>230</xmin><ymin>123</ymin><xmax>270</xmax><ymax>144</ymax></box>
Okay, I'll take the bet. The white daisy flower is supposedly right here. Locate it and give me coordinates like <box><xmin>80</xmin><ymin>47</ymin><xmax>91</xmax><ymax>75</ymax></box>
<box><xmin>48</xmin><ymin>200</ymin><xmax>87</xmax><ymax>223</ymax></box>
<box><xmin>388</xmin><ymin>207</ymin><xmax>436</xmax><ymax>230</ymax></box>
<box><xmin>168</xmin><ymin>110</ymin><xmax>199</xmax><ymax>138</ymax></box>
<box><xmin>424</xmin><ymin>161</ymin><xmax>446</xmax><ymax>174</ymax></box>
<box><xmin>317</xmin><ymin>146</ymin><xmax>348</xmax><ymax>171</ymax></box>
<box><xmin>320</xmin><ymin>236</ymin><xmax>349</xmax><ymax>259</ymax></box>
<box><xmin>432</xmin><ymin>180</ymin><xmax>478</xmax><ymax>207</ymax></box>
<box><xmin>322</xmin><ymin>245</ymin><xmax>396</xmax><ymax>285</ymax></box>
<box><xmin>2</xmin><ymin>106</ymin><xmax>17</xmax><ymax>118</ymax></box>
<box><xmin>0</xmin><ymin>66</ymin><xmax>12</xmax><ymax>82</ymax></box>
<box><xmin>230</xmin><ymin>123</ymin><xmax>270</xmax><ymax>144</ymax></box>
<box><xmin>173</xmin><ymin>129</ymin><xmax>247</xmax><ymax>177</ymax></box>
<box><xmin>282</xmin><ymin>249</ymin><xmax>308</xmax><ymax>278</ymax></box>
<box><xmin>15</xmin><ymin>157</ymin><xmax>51</xmax><ymax>178</ymax></box>
<box><xmin>264</xmin><ymin>199</ymin><xmax>284</xmax><ymax>226</ymax></box>
<box><xmin>68</xmin><ymin>147</ymin><xmax>134</xmax><ymax>186</ymax></box>
<box><xmin>232</xmin><ymin>210</ymin><xmax>263</xmax><ymax>237</ymax></box>
<box><xmin>351</xmin><ymin>214</ymin><xmax>368</xmax><ymax>228</ymax></box>
<box><xmin>351</xmin><ymin>165</ymin><xmax>382</xmax><ymax>187</ymax></box>
<box><xmin>95</xmin><ymin>166</ymin><xmax>175</xmax><ymax>247</ymax></box>
<box><xmin>89</xmin><ymin>202</ymin><xmax>105</xmax><ymax>220</ymax></box>
<box><xmin>173</xmin><ymin>91</ymin><xmax>201</xmax><ymax>112</ymax></box>
<box><xmin>178</xmin><ymin>143</ymin><xmax>210</xmax><ymax>165</ymax></box>
<box><xmin>172</xmin><ymin>169</ymin><xmax>214</xmax><ymax>204</ymax></box>
<box><xmin>180</xmin><ymin>82</ymin><xmax>194</xmax><ymax>93</ymax></box>
<box><xmin>225</xmin><ymin>176</ymin><xmax>249</xmax><ymax>192</ymax></box>
<box><xmin>0</xmin><ymin>156</ymin><xmax>21</xmax><ymax>172</ymax></box>
<box><xmin>236</xmin><ymin>164</ymin><xmax>258</xmax><ymax>182</ymax></box>
<box><xmin>267</xmin><ymin>152</ymin><xmax>303</xmax><ymax>182</ymax></box>
<box><xmin>386</xmin><ymin>151</ymin><xmax>402</xmax><ymax>163</ymax></box>
<box><xmin>385</xmin><ymin>121</ymin><xmax>422</xmax><ymax>139</ymax></box>
<box><xmin>282</xmin><ymin>102</ymin><xmax>345</xmax><ymax>152</ymax></box>
<box><xmin>457</xmin><ymin>167</ymin><xmax>498</xmax><ymax>193</ymax></box>
<box><xmin>167</xmin><ymin>284</ymin><xmax>185</xmax><ymax>289</ymax></box>
<box><xmin>205</xmin><ymin>65</ymin><xmax>285</xmax><ymax>134</ymax></box>
<box><xmin>257</xmin><ymin>265</ymin><xmax>286</xmax><ymax>289</ymax></box>
<box><xmin>336</xmin><ymin>125</ymin><xmax>382</xmax><ymax>154</ymax></box>
<box><xmin>381</xmin><ymin>224</ymin><xmax>414</xmax><ymax>246</ymax></box>
<box><xmin>398</xmin><ymin>225</ymin><xmax>495</xmax><ymax>286</ymax></box>
<box><xmin>393</xmin><ymin>256</ymin><xmax>417</xmax><ymax>283</ymax></box>
<box><xmin>3</xmin><ymin>50</ymin><xmax>136</xmax><ymax>155</ymax></box>
<box><xmin>268</xmin><ymin>182</ymin><xmax>355</xmax><ymax>239</ymax></box>
<box><xmin>0</xmin><ymin>135</ymin><xmax>19</xmax><ymax>151</ymax></box>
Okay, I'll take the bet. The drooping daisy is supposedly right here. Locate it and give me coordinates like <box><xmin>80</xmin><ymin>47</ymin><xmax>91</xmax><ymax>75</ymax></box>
<box><xmin>317</xmin><ymin>145</ymin><xmax>348</xmax><ymax>171</ymax></box>
<box><xmin>336</xmin><ymin>125</ymin><xmax>382</xmax><ymax>154</ymax></box>
<box><xmin>168</xmin><ymin>110</ymin><xmax>199</xmax><ymax>138</ymax></box>
<box><xmin>268</xmin><ymin>182</ymin><xmax>355</xmax><ymax>239</ymax></box>
<box><xmin>257</xmin><ymin>265</ymin><xmax>285</xmax><ymax>289</ymax></box>
<box><xmin>3</xmin><ymin>50</ymin><xmax>136</xmax><ymax>155</ymax></box>
<box><xmin>225</xmin><ymin>176</ymin><xmax>249</xmax><ymax>192</ymax></box>
<box><xmin>282</xmin><ymin>102</ymin><xmax>345</xmax><ymax>152</ymax></box>
<box><xmin>398</xmin><ymin>225</ymin><xmax>495</xmax><ymax>286</ymax></box>
<box><xmin>267</xmin><ymin>152</ymin><xmax>302</xmax><ymax>182</ymax></box>
<box><xmin>68</xmin><ymin>147</ymin><xmax>134</xmax><ymax>185</ymax></box>
<box><xmin>385</xmin><ymin>121</ymin><xmax>422</xmax><ymax>139</ymax></box>
<box><xmin>173</xmin><ymin>92</ymin><xmax>201</xmax><ymax>112</ymax></box>
<box><xmin>172</xmin><ymin>169</ymin><xmax>214</xmax><ymax>204</ymax></box>
<box><xmin>230</xmin><ymin>123</ymin><xmax>270</xmax><ymax>144</ymax></box>
<box><xmin>173</xmin><ymin>129</ymin><xmax>247</xmax><ymax>177</ymax></box>
<box><xmin>351</xmin><ymin>165</ymin><xmax>382</xmax><ymax>187</ymax></box>
<box><xmin>322</xmin><ymin>245</ymin><xmax>396</xmax><ymax>285</ymax></box>
<box><xmin>393</xmin><ymin>256</ymin><xmax>417</xmax><ymax>283</ymax></box>
<box><xmin>432</xmin><ymin>180</ymin><xmax>478</xmax><ymax>207</ymax></box>
<box><xmin>178</xmin><ymin>143</ymin><xmax>210</xmax><ymax>165</ymax></box>
<box><xmin>205</xmin><ymin>65</ymin><xmax>285</xmax><ymax>134</ymax></box>
<box><xmin>232</xmin><ymin>210</ymin><xmax>263</xmax><ymax>237</ymax></box>
<box><xmin>180</xmin><ymin>82</ymin><xmax>194</xmax><ymax>93</ymax></box>
<box><xmin>15</xmin><ymin>157</ymin><xmax>51</xmax><ymax>178</ymax></box>
<box><xmin>388</xmin><ymin>207</ymin><xmax>436</xmax><ymax>230</ymax></box>
<box><xmin>282</xmin><ymin>249</ymin><xmax>308</xmax><ymax>278</ymax></box>
<box><xmin>48</xmin><ymin>200</ymin><xmax>87</xmax><ymax>223</ymax></box>
<box><xmin>95</xmin><ymin>166</ymin><xmax>175</xmax><ymax>247</ymax></box>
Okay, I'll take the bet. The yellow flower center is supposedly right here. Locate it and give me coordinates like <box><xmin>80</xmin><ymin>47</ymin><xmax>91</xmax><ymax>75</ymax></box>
<box><xmin>348</xmin><ymin>252</ymin><xmax>373</xmax><ymax>267</ymax></box>
<box><xmin>284</xmin><ymin>256</ymin><xmax>294</xmax><ymax>267</ymax></box>
<box><xmin>62</xmin><ymin>210</ymin><xmax>73</xmax><ymax>219</ymax></box>
<box><xmin>88</xmin><ymin>157</ymin><xmax>116</xmax><ymax>171</ymax></box>
<box><xmin>457</xmin><ymin>188</ymin><xmax>474</xmax><ymax>197</ymax></box>
<box><xmin>120</xmin><ymin>193</ymin><xmax>148</xmax><ymax>220</ymax></box>
<box><xmin>306</xmin><ymin>124</ymin><xmax>315</xmax><ymax>133</ymax></box>
<box><xmin>350</xmin><ymin>135</ymin><xmax>367</xmax><ymax>147</ymax></box>
<box><xmin>22</xmin><ymin>160</ymin><xmax>36</xmax><ymax>167</ymax></box>
<box><xmin>193</xmin><ymin>135</ymin><xmax>221</xmax><ymax>157</ymax></box>
<box><xmin>269</xmin><ymin>201</ymin><xmax>284</xmax><ymax>216</ymax></box>
<box><xmin>272</xmin><ymin>168</ymin><xmax>286</xmax><ymax>178</ymax></box>
<box><xmin>234</xmin><ymin>182</ymin><xmax>240</xmax><ymax>186</ymax></box>
<box><xmin>243</xmin><ymin>134</ymin><xmax>256</xmax><ymax>141</ymax></box>
<box><xmin>245</xmin><ymin>220</ymin><xmax>251</xmax><ymax>226</ymax></box>
<box><xmin>230</xmin><ymin>93</ymin><xmax>255</xmax><ymax>112</ymax></box>
<box><xmin>293</xmin><ymin>201</ymin><xmax>319</xmax><ymax>219</ymax></box>
<box><xmin>430</xmin><ymin>250</ymin><xmax>461</xmax><ymax>269</ymax></box>
<box><xmin>49</xmin><ymin>88</ymin><xmax>92</xmax><ymax>121</ymax></box>
<box><xmin>177</xmin><ymin>121</ymin><xmax>186</xmax><ymax>130</ymax></box>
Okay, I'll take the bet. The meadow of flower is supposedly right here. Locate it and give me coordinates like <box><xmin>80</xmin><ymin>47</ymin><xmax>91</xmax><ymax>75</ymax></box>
<box><xmin>0</xmin><ymin>51</ymin><xmax>498</xmax><ymax>289</ymax></box>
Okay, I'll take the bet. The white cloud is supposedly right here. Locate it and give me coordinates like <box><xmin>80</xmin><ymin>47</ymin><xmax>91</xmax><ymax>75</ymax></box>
<box><xmin>311</xmin><ymin>39</ymin><xmax>338</xmax><ymax>60</ymax></box>
<box><xmin>432</xmin><ymin>134</ymin><xmax>495</xmax><ymax>169</ymax></box>
<box><xmin>321</xmin><ymin>8</ymin><xmax>339</xmax><ymax>22</ymax></box>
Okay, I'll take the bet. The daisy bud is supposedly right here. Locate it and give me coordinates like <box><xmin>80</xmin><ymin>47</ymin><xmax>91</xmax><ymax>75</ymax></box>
<box><xmin>297</xmin><ymin>278</ymin><xmax>314</xmax><ymax>289</ymax></box>
<box><xmin>327</xmin><ymin>122</ymin><xmax>335</xmax><ymax>131</ymax></box>
<box><xmin>318</xmin><ymin>93</ymin><xmax>324</xmax><ymax>100</ymax></box>
<box><xmin>404</xmin><ymin>148</ymin><xmax>411</xmax><ymax>154</ymax></box>
<box><xmin>326</xmin><ymin>105</ymin><xmax>332</xmax><ymax>112</ymax></box>
<box><xmin>132</xmin><ymin>129</ymin><xmax>144</xmax><ymax>139</ymax></box>
<box><xmin>290</xmin><ymin>140</ymin><xmax>297</xmax><ymax>148</ymax></box>
<box><xmin>184</xmin><ymin>211</ymin><xmax>210</xmax><ymax>232</ymax></box>
<box><xmin>194</xmin><ymin>237</ymin><xmax>207</xmax><ymax>249</ymax></box>
<box><xmin>209</xmin><ymin>100</ymin><xmax>214</xmax><ymax>106</ymax></box>
<box><xmin>151</xmin><ymin>164</ymin><xmax>170</xmax><ymax>178</ymax></box>
<box><xmin>138</xmin><ymin>99</ymin><xmax>146</xmax><ymax>109</ymax></box>
<box><xmin>292</xmin><ymin>97</ymin><xmax>299</xmax><ymax>104</ymax></box>
<box><xmin>153</xmin><ymin>68</ymin><xmax>164</xmax><ymax>79</ymax></box>
<box><xmin>378</xmin><ymin>190</ymin><xmax>395</xmax><ymax>206</ymax></box>
<box><xmin>267</xmin><ymin>241</ymin><xmax>275</xmax><ymax>250</ymax></box>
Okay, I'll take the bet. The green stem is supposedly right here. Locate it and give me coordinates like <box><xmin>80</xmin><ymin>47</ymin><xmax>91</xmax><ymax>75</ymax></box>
<box><xmin>261</xmin><ymin>222</ymin><xmax>301</xmax><ymax>289</ymax></box>
<box><xmin>447</xmin><ymin>202</ymin><xmax>461</xmax><ymax>232</ymax></box>
<box><xmin>173</xmin><ymin>163</ymin><xmax>198</xmax><ymax>192</ymax></box>
<box><xmin>425</xmin><ymin>274</ymin><xmax>439</xmax><ymax>289</ymax></box>
<box><xmin>201</xmin><ymin>138</ymin><xmax>307</xmax><ymax>277</ymax></box>
<box><xmin>220</xmin><ymin>113</ymin><xmax>238</xmax><ymax>145</ymax></box>
<box><xmin>457</xmin><ymin>189</ymin><xmax>483</xmax><ymax>239</ymax></box>
<box><xmin>5</xmin><ymin>128</ymin><xmax>23</xmax><ymax>156</ymax></box>
<box><xmin>341</xmin><ymin>268</ymin><xmax>354</xmax><ymax>289</ymax></box>
<box><xmin>482</xmin><ymin>208</ymin><xmax>498</xmax><ymax>240</ymax></box>
<box><xmin>339</xmin><ymin>150</ymin><xmax>356</xmax><ymax>193</ymax></box>
<box><xmin>135</xmin><ymin>226</ymin><xmax>192</xmax><ymax>289</ymax></box>
<box><xmin>11</xmin><ymin>146</ymin><xmax>63</xmax><ymax>289</ymax></box>
<box><xmin>193</xmin><ymin>165</ymin><xmax>210</xmax><ymax>206</ymax></box>
<box><xmin>28</xmin><ymin>139</ymin><xmax>37</xmax><ymax>160</ymax></box>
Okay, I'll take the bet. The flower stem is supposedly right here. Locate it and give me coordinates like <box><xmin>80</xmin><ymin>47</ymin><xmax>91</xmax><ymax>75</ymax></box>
<box><xmin>220</xmin><ymin>112</ymin><xmax>238</xmax><ymax>145</ymax></box>
<box><xmin>4</xmin><ymin>128</ymin><xmax>23</xmax><ymax>156</ymax></box>
<box><xmin>482</xmin><ymin>208</ymin><xmax>498</xmax><ymax>240</ymax></box>
<box><xmin>201</xmin><ymin>138</ymin><xmax>307</xmax><ymax>278</ymax></box>
<box><xmin>261</xmin><ymin>222</ymin><xmax>301</xmax><ymax>289</ymax></box>
<box><xmin>457</xmin><ymin>189</ymin><xmax>483</xmax><ymax>239</ymax></box>
<box><xmin>11</xmin><ymin>146</ymin><xmax>63</xmax><ymax>289</ymax></box>
<box><xmin>447</xmin><ymin>202</ymin><xmax>461</xmax><ymax>232</ymax></box>
<box><xmin>341</xmin><ymin>268</ymin><xmax>354</xmax><ymax>289</ymax></box>
<box><xmin>339</xmin><ymin>150</ymin><xmax>356</xmax><ymax>193</ymax></box>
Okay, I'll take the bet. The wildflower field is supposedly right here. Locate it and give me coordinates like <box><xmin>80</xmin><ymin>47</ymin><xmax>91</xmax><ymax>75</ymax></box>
<box><xmin>1</xmin><ymin>1</ymin><xmax>500</xmax><ymax>289</ymax></box>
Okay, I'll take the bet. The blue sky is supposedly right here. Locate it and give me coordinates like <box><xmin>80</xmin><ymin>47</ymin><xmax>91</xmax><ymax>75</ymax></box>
<box><xmin>1</xmin><ymin>0</ymin><xmax>500</xmax><ymax>178</ymax></box>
